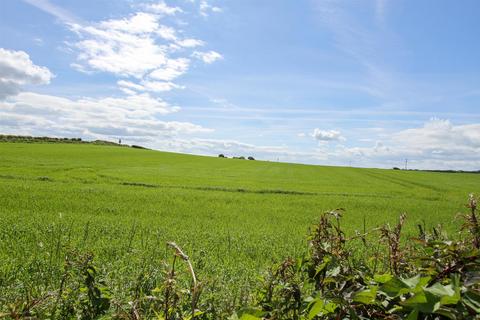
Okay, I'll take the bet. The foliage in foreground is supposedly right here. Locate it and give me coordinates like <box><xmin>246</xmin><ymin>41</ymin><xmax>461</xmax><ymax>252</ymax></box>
<box><xmin>1</xmin><ymin>195</ymin><xmax>479</xmax><ymax>319</ymax></box>
<box><xmin>236</xmin><ymin>194</ymin><xmax>480</xmax><ymax>320</ymax></box>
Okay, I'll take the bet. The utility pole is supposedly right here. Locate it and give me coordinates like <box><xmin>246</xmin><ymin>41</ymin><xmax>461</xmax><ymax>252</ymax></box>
<box><xmin>404</xmin><ymin>158</ymin><xmax>408</xmax><ymax>170</ymax></box>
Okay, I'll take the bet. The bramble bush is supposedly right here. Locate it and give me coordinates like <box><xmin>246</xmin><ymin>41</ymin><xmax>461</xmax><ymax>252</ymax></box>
<box><xmin>235</xmin><ymin>194</ymin><xmax>480</xmax><ymax>320</ymax></box>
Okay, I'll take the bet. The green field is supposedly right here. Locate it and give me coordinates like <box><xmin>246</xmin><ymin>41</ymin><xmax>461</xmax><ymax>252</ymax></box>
<box><xmin>0</xmin><ymin>142</ymin><xmax>478</xmax><ymax>314</ymax></box>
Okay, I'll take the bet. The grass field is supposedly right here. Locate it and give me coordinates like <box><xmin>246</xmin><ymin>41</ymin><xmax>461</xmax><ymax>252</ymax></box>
<box><xmin>0</xmin><ymin>142</ymin><xmax>478</xmax><ymax>314</ymax></box>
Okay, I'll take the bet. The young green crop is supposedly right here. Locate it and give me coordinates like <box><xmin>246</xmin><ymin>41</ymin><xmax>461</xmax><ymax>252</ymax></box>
<box><xmin>0</xmin><ymin>142</ymin><xmax>478</xmax><ymax>317</ymax></box>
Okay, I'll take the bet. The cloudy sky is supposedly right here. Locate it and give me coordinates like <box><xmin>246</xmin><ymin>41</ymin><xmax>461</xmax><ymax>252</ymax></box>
<box><xmin>1</xmin><ymin>0</ymin><xmax>479</xmax><ymax>170</ymax></box>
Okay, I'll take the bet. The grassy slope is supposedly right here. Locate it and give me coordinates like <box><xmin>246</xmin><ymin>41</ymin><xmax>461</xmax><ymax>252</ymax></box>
<box><xmin>0</xmin><ymin>142</ymin><xmax>478</xmax><ymax>302</ymax></box>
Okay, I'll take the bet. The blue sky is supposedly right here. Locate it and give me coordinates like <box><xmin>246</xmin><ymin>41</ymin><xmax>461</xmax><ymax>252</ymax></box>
<box><xmin>0</xmin><ymin>0</ymin><xmax>479</xmax><ymax>169</ymax></box>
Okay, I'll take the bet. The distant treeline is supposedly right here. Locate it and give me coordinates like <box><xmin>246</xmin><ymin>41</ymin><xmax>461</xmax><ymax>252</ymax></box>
<box><xmin>393</xmin><ymin>166</ymin><xmax>480</xmax><ymax>174</ymax></box>
<box><xmin>218</xmin><ymin>154</ymin><xmax>255</xmax><ymax>160</ymax></box>
<box><xmin>0</xmin><ymin>134</ymin><xmax>148</xmax><ymax>149</ymax></box>
<box><xmin>418</xmin><ymin>169</ymin><xmax>480</xmax><ymax>174</ymax></box>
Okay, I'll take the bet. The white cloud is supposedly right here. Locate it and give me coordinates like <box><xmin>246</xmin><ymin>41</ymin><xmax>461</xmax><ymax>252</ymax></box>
<box><xmin>0</xmin><ymin>91</ymin><xmax>212</xmax><ymax>141</ymax></box>
<box><xmin>66</xmin><ymin>9</ymin><xmax>221</xmax><ymax>93</ymax></box>
<box><xmin>199</xmin><ymin>0</ymin><xmax>222</xmax><ymax>17</ymax></box>
<box><xmin>325</xmin><ymin>119</ymin><xmax>480</xmax><ymax>170</ymax></box>
<box><xmin>0</xmin><ymin>48</ymin><xmax>53</xmax><ymax>100</ymax></box>
<box><xmin>192</xmin><ymin>50</ymin><xmax>223</xmax><ymax>64</ymax></box>
<box><xmin>156</xmin><ymin>25</ymin><xmax>178</xmax><ymax>41</ymax></box>
<box><xmin>311</xmin><ymin>128</ymin><xmax>345</xmax><ymax>142</ymax></box>
<box><xmin>176</xmin><ymin>38</ymin><xmax>205</xmax><ymax>48</ymax></box>
<box><xmin>142</xmin><ymin>80</ymin><xmax>183</xmax><ymax>92</ymax></box>
<box><xmin>68</xmin><ymin>11</ymin><xmax>220</xmax><ymax>79</ymax></box>
<box><xmin>392</xmin><ymin>118</ymin><xmax>480</xmax><ymax>150</ymax></box>
<box><xmin>70</xmin><ymin>13</ymin><xmax>169</xmax><ymax>78</ymax></box>
<box><xmin>148</xmin><ymin>58</ymin><xmax>190</xmax><ymax>81</ymax></box>
<box><xmin>117</xmin><ymin>79</ymin><xmax>181</xmax><ymax>93</ymax></box>
<box><xmin>24</xmin><ymin>0</ymin><xmax>223</xmax><ymax>99</ymax></box>
<box><xmin>145</xmin><ymin>1</ymin><xmax>183</xmax><ymax>15</ymax></box>
<box><xmin>117</xmin><ymin>80</ymin><xmax>145</xmax><ymax>91</ymax></box>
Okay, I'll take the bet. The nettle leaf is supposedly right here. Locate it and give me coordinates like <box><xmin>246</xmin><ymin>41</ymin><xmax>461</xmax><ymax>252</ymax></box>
<box><xmin>401</xmin><ymin>291</ymin><xmax>441</xmax><ymax>313</ymax></box>
<box><xmin>353</xmin><ymin>286</ymin><xmax>378</xmax><ymax>305</ymax></box>
<box><xmin>308</xmin><ymin>299</ymin><xmax>325</xmax><ymax>320</ymax></box>
<box><xmin>308</xmin><ymin>299</ymin><xmax>337</xmax><ymax>319</ymax></box>
<box><xmin>424</xmin><ymin>283</ymin><xmax>460</xmax><ymax>305</ymax></box>
<box><xmin>402</xmin><ymin>275</ymin><xmax>430</xmax><ymax>291</ymax></box>
<box><xmin>373</xmin><ymin>273</ymin><xmax>393</xmax><ymax>284</ymax></box>
<box><xmin>381</xmin><ymin>275</ymin><xmax>432</xmax><ymax>298</ymax></box>
<box><xmin>379</xmin><ymin>278</ymin><xmax>410</xmax><ymax>297</ymax></box>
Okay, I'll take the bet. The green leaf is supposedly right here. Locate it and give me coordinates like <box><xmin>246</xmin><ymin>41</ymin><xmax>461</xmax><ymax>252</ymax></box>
<box><xmin>424</xmin><ymin>283</ymin><xmax>460</xmax><ymax>305</ymax></box>
<box><xmin>308</xmin><ymin>299</ymin><xmax>337</xmax><ymax>319</ymax></box>
<box><xmin>402</xmin><ymin>275</ymin><xmax>430</xmax><ymax>291</ymax></box>
<box><xmin>183</xmin><ymin>311</ymin><xmax>205</xmax><ymax>320</ymax></box>
<box><xmin>308</xmin><ymin>299</ymin><xmax>324</xmax><ymax>319</ymax></box>
<box><xmin>239</xmin><ymin>315</ymin><xmax>262</xmax><ymax>320</ymax></box>
<box><xmin>353</xmin><ymin>287</ymin><xmax>378</xmax><ymax>305</ymax></box>
<box><xmin>237</xmin><ymin>307</ymin><xmax>265</xmax><ymax>318</ymax></box>
<box><xmin>380</xmin><ymin>275</ymin><xmax>431</xmax><ymax>298</ymax></box>
<box><xmin>315</xmin><ymin>256</ymin><xmax>331</xmax><ymax>276</ymax></box>
<box><xmin>402</xmin><ymin>291</ymin><xmax>441</xmax><ymax>313</ymax></box>
<box><xmin>324</xmin><ymin>302</ymin><xmax>338</xmax><ymax>313</ymax></box>
<box><xmin>380</xmin><ymin>278</ymin><xmax>410</xmax><ymax>297</ymax></box>
<box><xmin>373</xmin><ymin>273</ymin><xmax>393</xmax><ymax>284</ymax></box>
<box><xmin>406</xmin><ymin>309</ymin><xmax>419</xmax><ymax>320</ymax></box>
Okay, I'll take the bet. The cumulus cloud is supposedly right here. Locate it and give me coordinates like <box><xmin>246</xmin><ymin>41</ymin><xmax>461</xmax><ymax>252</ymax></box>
<box><xmin>325</xmin><ymin>119</ymin><xmax>480</xmax><ymax>170</ymax></box>
<box><xmin>0</xmin><ymin>91</ymin><xmax>212</xmax><ymax>142</ymax></box>
<box><xmin>67</xmin><ymin>8</ymin><xmax>221</xmax><ymax>92</ymax></box>
<box><xmin>192</xmin><ymin>50</ymin><xmax>223</xmax><ymax>64</ymax></box>
<box><xmin>311</xmin><ymin>128</ymin><xmax>345</xmax><ymax>142</ymax></box>
<box><xmin>70</xmin><ymin>13</ymin><xmax>170</xmax><ymax>78</ymax></box>
<box><xmin>0</xmin><ymin>48</ymin><xmax>53</xmax><ymax>99</ymax></box>
<box><xmin>392</xmin><ymin>118</ymin><xmax>480</xmax><ymax>150</ymax></box>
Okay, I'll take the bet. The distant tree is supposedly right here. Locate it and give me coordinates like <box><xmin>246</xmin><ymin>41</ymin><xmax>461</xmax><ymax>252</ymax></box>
<box><xmin>218</xmin><ymin>154</ymin><xmax>225</xmax><ymax>158</ymax></box>
<box><xmin>248</xmin><ymin>156</ymin><xmax>255</xmax><ymax>160</ymax></box>
<box><xmin>393</xmin><ymin>167</ymin><xmax>400</xmax><ymax>170</ymax></box>
<box><xmin>238</xmin><ymin>156</ymin><xmax>245</xmax><ymax>160</ymax></box>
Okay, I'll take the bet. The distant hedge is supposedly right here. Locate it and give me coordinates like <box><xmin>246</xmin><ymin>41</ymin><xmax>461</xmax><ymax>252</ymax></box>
<box><xmin>0</xmin><ymin>134</ymin><xmax>145</xmax><ymax>149</ymax></box>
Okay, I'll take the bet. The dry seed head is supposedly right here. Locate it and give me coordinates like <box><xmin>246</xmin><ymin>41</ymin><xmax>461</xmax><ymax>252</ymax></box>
<box><xmin>167</xmin><ymin>242</ymin><xmax>189</xmax><ymax>261</ymax></box>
